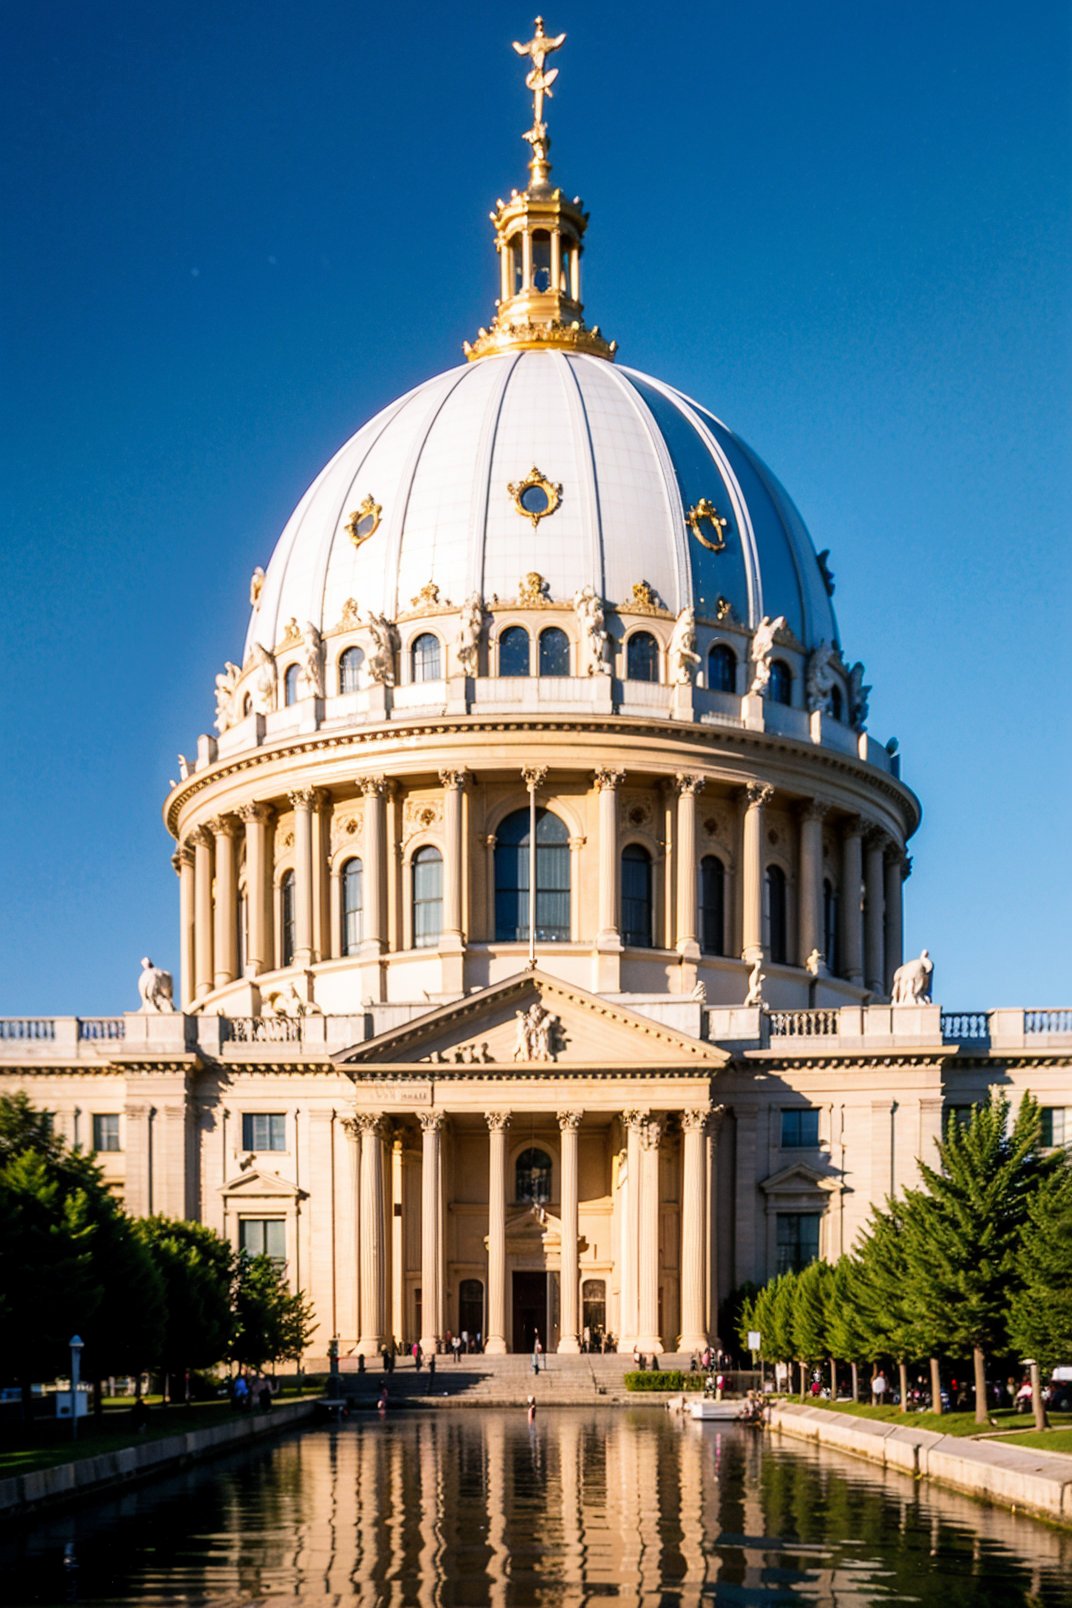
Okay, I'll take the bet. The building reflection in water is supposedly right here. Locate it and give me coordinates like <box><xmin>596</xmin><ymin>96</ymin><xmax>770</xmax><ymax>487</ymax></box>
<box><xmin>6</xmin><ymin>1410</ymin><xmax>1072</xmax><ymax>1605</ymax></box>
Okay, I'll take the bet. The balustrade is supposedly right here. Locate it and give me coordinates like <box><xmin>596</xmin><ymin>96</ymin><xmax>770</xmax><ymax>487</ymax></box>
<box><xmin>0</xmin><ymin>1018</ymin><xmax>57</xmax><ymax>1040</ymax></box>
<box><xmin>1025</xmin><ymin>1008</ymin><xmax>1072</xmax><ymax>1035</ymax></box>
<box><xmin>768</xmin><ymin>1008</ymin><xmax>839</xmax><ymax>1037</ymax></box>
<box><xmin>940</xmin><ymin>1011</ymin><xmax>989</xmax><ymax>1042</ymax></box>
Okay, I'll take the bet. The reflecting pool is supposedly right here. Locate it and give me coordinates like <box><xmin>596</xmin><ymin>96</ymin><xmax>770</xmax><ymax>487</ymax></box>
<box><xmin>4</xmin><ymin>1409</ymin><xmax>1072</xmax><ymax>1605</ymax></box>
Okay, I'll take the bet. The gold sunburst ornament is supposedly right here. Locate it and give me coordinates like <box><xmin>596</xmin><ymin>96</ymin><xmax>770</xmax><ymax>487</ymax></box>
<box><xmin>508</xmin><ymin>466</ymin><xmax>562</xmax><ymax>527</ymax></box>
<box><xmin>686</xmin><ymin>498</ymin><xmax>729</xmax><ymax>552</ymax></box>
<box><xmin>346</xmin><ymin>495</ymin><xmax>382</xmax><ymax>548</ymax></box>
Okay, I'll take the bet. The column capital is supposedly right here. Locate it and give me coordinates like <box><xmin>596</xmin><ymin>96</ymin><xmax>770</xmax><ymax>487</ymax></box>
<box><xmin>438</xmin><ymin>767</ymin><xmax>470</xmax><ymax>791</ymax></box>
<box><xmin>884</xmin><ymin>840</ymin><xmax>906</xmax><ymax>868</ymax></box>
<box><xmin>863</xmin><ymin>822</ymin><xmax>888</xmax><ymax>851</ymax></box>
<box><xmin>842</xmin><ymin>812</ymin><xmax>864</xmax><ymax>839</ymax></box>
<box><xmin>674</xmin><ymin>772</ymin><xmax>705</xmax><ymax>797</ymax></box>
<box><xmin>744</xmin><ymin>781</ymin><xmax>774</xmax><ymax>810</ymax></box>
<box><xmin>620</xmin><ymin>1107</ymin><xmax>649</xmax><ymax>1132</ymax></box>
<box><xmin>556</xmin><ymin>1109</ymin><xmax>583</xmax><ymax>1131</ymax></box>
<box><xmin>521</xmin><ymin>765</ymin><xmax>548</xmax><ymax>789</ymax></box>
<box><xmin>187</xmin><ymin>824</ymin><xmax>214</xmax><ymax>849</ymax></box>
<box><xmin>288</xmin><ymin>787</ymin><xmax>320</xmax><ymax>811</ymax></box>
<box><xmin>800</xmin><ymin>798</ymin><xmax>831</xmax><ymax>823</ymax></box>
<box><xmin>353</xmin><ymin>1112</ymin><xmax>387</xmax><ymax>1137</ymax></box>
<box><xmin>680</xmin><ymin>1106</ymin><xmax>712</xmax><ymax>1132</ymax></box>
<box><xmin>173</xmin><ymin>842</ymin><xmax>195</xmax><ymax>871</ymax></box>
<box><xmin>237</xmin><ymin>801</ymin><xmax>272</xmax><ymax>825</ymax></box>
<box><xmin>419</xmin><ymin>1109</ymin><xmax>446</xmax><ymax>1133</ymax></box>
<box><xmin>640</xmin><ymin>1116</ymin><xmax>663</xmax><ymax>1150</ymax></box>
<box><xmin>485</xmin><ymin>1110</ymin><xmax>511</xmax><ymax>1132</ymax></box>
<box><xmin>340</xmin><ymin>1115</ymin><xmax>361</xmax><ymax>1142</ymax></box>
<box><xmin>360</xmin><ymin>775</ymin><xmax>389</xmax><ymax>798</ymax></box>
<box><xmin>593</xmin><ymin>767</ymin><xmax>625</xmax><ymax>792</ymax></box>
<box><xmin>208</xmin><ymin>813</ymin><xmax>242</xmax><ymax>839</ymax></box>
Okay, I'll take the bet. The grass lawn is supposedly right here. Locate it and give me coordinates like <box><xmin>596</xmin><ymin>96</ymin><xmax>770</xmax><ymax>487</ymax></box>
<box><xmin>801</xmin><ymin>1398</ymin><xmax>1072</xmax><ymax>1441</ymax></box>
<box><xmin>987</xmin><ymin>1428</ymin><xmax>1072</xmax><ymax>1456</ymax></box>
<box><xmin>0</xmin><ymin>1394</ymin><xmax>315</xmax><ymax>1478</ymax></box>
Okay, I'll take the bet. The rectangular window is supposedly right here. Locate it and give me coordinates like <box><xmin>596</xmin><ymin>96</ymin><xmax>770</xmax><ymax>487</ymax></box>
<box><xmin>242</xmin><ymin>1112</ymin><xmax>286</xmax><ymax>1152</ymax></box>
<box><xmin>944</xmin><ymin>1104</ymin><xmax>975</xmax><ymax>1132</ymax></box>
<box><xmin>1041</xmin><ymin>1107</ymin><xmax>1068</xmax><ymax>1147</ymax></box>
<box><xmin>780</xmin><ymin>1108</ymin><xmax>819</xmax><ymax>1148</ymax></box>
<box><xmin>239</xmin><ymin>1218</ymin><xmax>286</xmax><ymax>1265</ymax></box>
<box><xmin>776</xmin><ymin>1212</ymin><xmax>820</xmax><ymax>1274</ymax></box>
<box><xmin>92</xmin><ymin>1113</ymin><xmax>121</xmax><ymax>1152</ymax></box>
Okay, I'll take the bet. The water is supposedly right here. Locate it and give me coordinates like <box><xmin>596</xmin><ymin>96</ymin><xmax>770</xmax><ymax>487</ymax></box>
<box><xmin>3</xmin><ymin>1410</ymin><xmax>1071</xmax><ymax>1606</ymax></box>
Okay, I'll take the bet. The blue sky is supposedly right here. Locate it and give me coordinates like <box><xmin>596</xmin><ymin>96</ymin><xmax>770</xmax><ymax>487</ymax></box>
<box><xmin>2</xmin><ymin>0</ymin><xmax>1069</xmax><ymax>1013</ymax></box>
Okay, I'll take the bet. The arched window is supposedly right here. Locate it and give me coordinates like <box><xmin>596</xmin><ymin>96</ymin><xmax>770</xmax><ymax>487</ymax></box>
<box><xmin>412</xmin><ymin>846</ymin><xmax>443</xmax><ymax>948</ymax></box>
<box><xmin>699</xmin><ymin>855</ymin><xmax>725</xmax><ymax>955</ymax></box>
<box><xmin>280</xmin><ymin>870</ymin><xmax>296</xmax><ymax>966</ymax></box>
<box><xmin>283</xmin><ymin>664</ymin><xmax>300</xmax><ymax>706</ymax></box>
<box><xmin>494</xmin><ymin>808</ymin><xmax>570</xmax><ymax>942</ymax></box>
<box><xmin>412</xmin><ymin>633</ymin><xmax>441</xmax><ymax>682</ymax></box>
<box><xmin>765</xmin><ymin>864</ymin><xmax>788</xmax><ymax>965</ymax></box>
<box><xmin>458</xmin><ymin>1279</ymin><xmax>484</xmax><ymax>1340</ymax></box>
<box><xmin>499</xmin><ymin>626</ymin><xmax>530</xmax><ymax>677</ymax></box>
<box><xmin>538</xmin><ymin>627</ymin><xmax>570</xmax><ymax>677</ymax></box>
<box><xmin>829</xmin><ymin>684</ymin><xmax>843</xmax><ymax>722</ymax></box>
<box><xmin>532</xmin><ymin>229</ymin><xmax>552</xmax><ymax>291</ymax></box>
<box><xmin>341</xmin><ymin>858</ymin><xmax>363</xmax><ymax>955</ymax></box>
<box><xmin>769</xmin><ymin>660</ymin><xmax>792</xmax><ymax>706</ymax></box>
<box><xmin>823</xmin><ymin>878</ymin><xmax>839</xmax><ymax>974</ymax></box>
<box><xmin>708</xmin><ymin>643</ymin><xmax>736</xmax><ymax>693</ymax></box>
<box><xmin>338</xmin><ymin>646</ymin><xmax>364</xmax><ymax>694</ymax></box>
<box><xmin>621</xmin><ymin>844</ymin><xmax>654</xmax><ymax>947</ymax></box>
<box><xmin>626</xmin><ymin>632</ymin><xmax>659</xmax><ymax>683</ymax></box>
<box><xmin>516</xmin><ymin>1146</ymin><xmax>552</xmax><ymax>1204</ymax></box>
<box><xmin>582</xmin><ymin>1279</ymin><xmax>607</xmax><ymax>1342</ymax></box>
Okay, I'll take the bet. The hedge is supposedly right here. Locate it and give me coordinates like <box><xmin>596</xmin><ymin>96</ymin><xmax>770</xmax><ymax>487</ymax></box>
<box><xmin>624</xmin><ymin>1371</ymin><xmax>705</xmax><ymax>1392</ymax></box>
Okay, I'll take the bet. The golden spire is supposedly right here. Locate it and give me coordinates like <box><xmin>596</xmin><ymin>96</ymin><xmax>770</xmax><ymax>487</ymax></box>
<box><xmin>463</xmin><ymin>17</ymin><xmax>616</xmax><ymax>363</ymax></box>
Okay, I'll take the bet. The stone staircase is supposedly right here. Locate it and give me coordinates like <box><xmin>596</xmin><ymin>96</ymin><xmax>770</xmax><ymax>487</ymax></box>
<box><xmin>335</xmin><ymin>1352</ymin><xmax>695</xmax><ymax>1408</ymax></box>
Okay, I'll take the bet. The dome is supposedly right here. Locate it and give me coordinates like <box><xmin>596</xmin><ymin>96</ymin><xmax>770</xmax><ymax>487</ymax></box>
<box><xmin>246</xmin><ymin>351</ymin><xmax>837</xmax><ymax>659</ymax></box>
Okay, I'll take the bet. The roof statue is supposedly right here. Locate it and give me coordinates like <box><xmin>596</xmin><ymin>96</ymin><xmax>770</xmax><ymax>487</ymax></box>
<box><xmin>513</xmin><ymin>17</ymin><xmax>567</xmax><ymax>130</ymax></box>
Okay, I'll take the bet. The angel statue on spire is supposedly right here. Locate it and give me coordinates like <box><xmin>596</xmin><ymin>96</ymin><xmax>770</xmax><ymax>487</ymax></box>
<box><xmin>513</xmin><ymin>17</ymin><xmax>567</xmax><ymax>127</ymax></box>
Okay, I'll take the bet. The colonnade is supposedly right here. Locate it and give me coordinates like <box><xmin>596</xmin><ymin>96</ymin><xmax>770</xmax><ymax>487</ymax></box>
<box><xmin>172</xmin><ymin>768</ymin><xmax>907</xmax><ymax>1008</ymax></box>
<box><xmin>344</xmin><ymin>1106</ymin><xmax>720</xmax><ymax>1357</ymax></box>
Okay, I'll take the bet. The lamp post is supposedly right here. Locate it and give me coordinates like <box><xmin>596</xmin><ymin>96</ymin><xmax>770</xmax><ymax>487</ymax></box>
<box><xmin>69</xmin><ymin>1335</ymin><xmax>84</xmax><ymax>1442</ymax></box>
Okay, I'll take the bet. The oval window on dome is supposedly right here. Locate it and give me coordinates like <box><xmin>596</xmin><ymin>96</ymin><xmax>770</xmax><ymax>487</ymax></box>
<box><xmin>520</xmin><ymin>483</ymin><xmax>550</xmax><ymax>516</ymax></box>
<box><xmin>508</xmin><ymin>467</ymin><xmax>561</xmax><ymax>528</ymax></box>
<box><xmin>346</xmin><ymin>494</ymin><xmax>382</xmax><ymax>548</ymax></box>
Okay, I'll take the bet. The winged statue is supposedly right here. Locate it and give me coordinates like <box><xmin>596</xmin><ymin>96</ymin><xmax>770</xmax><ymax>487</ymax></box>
<box><xmin>513</xmin><ymin>17</ymin><xmax>567</xmax><ymax>126</ymax></box>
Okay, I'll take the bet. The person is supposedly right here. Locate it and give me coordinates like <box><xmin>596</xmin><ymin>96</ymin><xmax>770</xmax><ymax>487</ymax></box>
<box><xmin>377</xmin><ymin>1384</ymin><xmax>389</xmax><ymax>1412</ymax></box>
<box><xmin>461</xmin><ymin>1328</ymin><xmax>469</xmax><ymax>1355</ymax></box>
<box><xmin>258</xmin><ymin>1379</ymin><xmax>272</xmax><ymax>1411</ymax></box>
<box><xmin>413</xmin><ymin>1341</ymin><xmax>422</xmax><ymax>1373</ymax></box>
<box><xmin>532</xmin><ymin>1332</ymin><xmax>542</xmax><ymax>1374</ymax></box>
<box><xmin>428</xmin><ymin>1354</ymin><xmax>436</xmax><ymax>1380</ymax></box>
<box><xmin>872</xmin><ymin>1370</ymin><xmax>888</xmax><ymax>1406</ymax></box>
<box><xmin>232</xmin><ymin>1373</ymin><xmax>249</xmax><ymax>1411</ymax></box>
<box><xmin>452</xmin><ymin>1333</ymin><xmax>462</xmax><ymax>1363</ymax></box>
<box><xmin>1016</xmin><ymin>1380</ymin><xmax>1033</xmax><ymax>1414</ymax></box>
<box><xmin>527</xmin><ymin>1394</ymin><xmax>537</xmax><ymax>1424</ymax></box>
<box><xmin>633</xmin><ymin>1344</ymin><xmax>641</xmax><ymax>1368</ymax></box>
<box><xmin>357</xmin><ymin>1352</ymin><xmax>365</xmax><ymax>1375</ymax></box>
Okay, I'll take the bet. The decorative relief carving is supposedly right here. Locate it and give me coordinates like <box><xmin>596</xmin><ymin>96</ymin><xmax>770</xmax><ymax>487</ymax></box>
<box><xmin>249</xmin><ymin>643</ymin><xmax>277</xmax><ymax>716</ymax></box>
<box><xmin>438</xmin><ymin>769</ymin><xmax>469</xmax><ymax>791</ymax></box>
<box><xmin>521</xmin><ymin>765</ymin><xmax>548</xmax><ymax>790</ymax></box>
<box><xmin>675</xmin><ymin>773</ymin><xmax>705</xmax><ymax>798</ymax></box>
<box><xmin>680</xmin><ymin>1107</ymin><xmax>711</xmax><ymax>1132</ymax></box>
<box><xmin>745</xmin><ymin>782</ymin><xmax>774</xmax><ymax>810</ymax></box>
<box><xmin>411</xmin><ymin>581</ymin><xmax>442</xmax><ymax>609</ymax></box>
<box><xmin>573</xmin><ymin>584</ymin><xmax>611</xmax><ymax>675</ymax></box>
<box><xmin>686</xmin><ymin>499</ymin><xmax>728</xmax><ymax>552</ymax></box>
<box><xmin>508</xmin><ymin>467</ymin><xmax>562</xmax><ymax>528</ymax></box>
<box><xmin>621</xmin><ymin>792</ymin><xmax>653</xmax><ymax>830</ymax></box>
<box><xmin>338</xmin><ymin>597</ymin><xmax>361</xmax><ymax>629</ymax></box>
<box><xmin>455</xmin><ymin>593</ymin><xmax>485</xmax><ymax>676</ymax></box>
<box><xmin>743</xmin><ymin>955</ymin><xmax>766</xmax><ymax>1008</ymax></box>
<box><xmin>668</xmin><ymin>607</ymin><xmax>701</xmax><ymax>685</ymax></box>
<box><xmin>640</xmin><ymin>1117</ymin><xmax>663</xmax><ymax>1150</ymax></box>
<box><xmin>848</xmin><ymin>662</ymin><xmax>871</xmax><ymax>731</ymax></box>
<box><xmin>300</xmin><ymin>622</ymin><xmax>324</xmax><ymax>699</ymax></box>
<box><xmin>513</xmin><ymin>1001</ymin><xmax>561</xmax><ymax>1062</ymax></box>
<box><xmin>517</xmin><ymin>570</ymin><xmax>551</xmax><ymax>605</ymax></box>
<box><xmin>485</xmin><ymin>1111</ymin><xmax>512</xmax><ymax>1132</ymax></box>
<box><xmin>748</xmin><ymin>615</ymin><xmax>787</xmax><ymax>697</ymax></box>
<box><xmin>419</xmin><ymin>1110</ymin><xmax>446</xmax><ymax>1133</ymax></box>
<box><xmin>715</xmin><ymin>595</ymin><xmax>735</xmax><ymax>622</ymax></box>
<box><xmin>594</xmin><ymin>768</ymin><xmax>625</xmax><ymax>793</ymax></box>
<box><xmin>556</xmin><ymin>1110</ymin><xmax>583</xmax><ymax>1130</ymax></box>
<box><xmin>624</xmin><ymin>579</ymin><xmax>669</xmax><ymax>615</ymax></box>
<box><xmin>365</xmin><ymin>614</ymin><xmax>398</xmax><ymax>685</ymax></box>
<box><xmin>360</xmin><ymin>776</ymin><xmax>389</xmax><ymax>799</ymax></box>
<box><xmin>403</xmin><ymin>796</ymin><xmax>442</xmax><ymax>842</ymax></box>
<box><xmin>345</xmin><ymin>495</ymin><xmax>381</xmax><ymax>548</ymax></box>
<box><xmin>237</xmin><ymin>802</ymin><xmax>272</xmax><ymax>826</ymax></box>
<box><xmin>426</xmin><ymin>1042</ymin><xmax>492</xmax><ymax>1065</ymax></box>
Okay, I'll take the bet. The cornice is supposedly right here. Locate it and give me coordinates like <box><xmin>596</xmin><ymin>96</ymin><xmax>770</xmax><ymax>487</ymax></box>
<box><xmin>165</xmin><ymin>712</ymin><xmax>920</xmax><ymax>838</ymax></box>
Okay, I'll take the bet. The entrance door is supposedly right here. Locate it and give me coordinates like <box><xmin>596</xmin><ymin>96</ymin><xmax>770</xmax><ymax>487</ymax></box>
<box><xmin>511</xmin><ymin>1271</ymin><xmax>547</xmax><ymax>1354</ymax></box>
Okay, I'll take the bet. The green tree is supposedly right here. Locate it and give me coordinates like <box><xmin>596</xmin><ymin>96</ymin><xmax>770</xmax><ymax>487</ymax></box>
<box><xmin>791</xmin><ymin>1259</ymin><xmax>833</xmax><ymax>1397</ymax></box>
<box><xmin>854</xmin><ymin>1202</ymin><xmax>919</xmax><ymax>1411</ymax></box>
<box><xmin>232</xmin><ymin>1253</ymin><xmax>317</xmax><ymax>1370</ymax></box>
<box><xmin>1008</xmin><ymin>1158</ymin><xmax>1072</xmax><ymax>1375</ymax></box>
<box><xmin>901</xmin><ymin>1092</ymin><xmax>1058</xmax><ymax>1424</ymax></box>
<box><xmin>827</xmin><ymin>1255</ymin><xmax>868</xmax><ymax>1401</ymax></box>
<box><xmin>137</xmin><ymin>1217</ymin><xmax>234</xmax><ymax>1395</ymax></box>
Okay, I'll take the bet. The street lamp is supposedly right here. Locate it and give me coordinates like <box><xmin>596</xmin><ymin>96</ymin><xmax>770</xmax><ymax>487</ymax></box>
<box><xmin>69</xmin><ymin>1335</ymin><xmax>84</xmax><ymax>1442</ymax></box>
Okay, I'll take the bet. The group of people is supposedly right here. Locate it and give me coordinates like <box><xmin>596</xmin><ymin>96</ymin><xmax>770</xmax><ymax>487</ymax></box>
<box><xmin>631</xmin><ymin>1346</ymin><xmax>661</xmax><ymax>1371</ymax></box>
<box><xmin>231</xmin><ymin>1373</ymin><xmax>275</xmax><ymax>1412</ymax></box>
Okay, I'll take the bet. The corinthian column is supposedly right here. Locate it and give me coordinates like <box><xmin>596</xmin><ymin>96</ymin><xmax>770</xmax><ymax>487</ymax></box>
<box><xmin>485</xmin><ymin>1112</ymin><xmax>510</xmax><ymax>1355</ymax></box>
<box><xmin>679</xmin><ymin>1108</ymin><xmax>710</xmax><ymax>1352</ymax></box>
<box><xmin>438</xmin><ymin>769</ymin><xmax>468</xmax><ymax>947</ymax></box>
<box><xmin>361</xmin><ymin>777</ymin><xmax>387</xmax><ymax>952</ymax></box>
<box><xmin>289</xmin><ymin>789</ymin><xmax>318</xmax><ymax>969</ymax></box>
<box><xmin>839</xmin><ymin>816</ymin><xmax>864</xmax><ymax>985</ymax></box>
<box><xmin>357</xmin><ymin>1115</ymin><xmax>386</xmax><ymax>1355</ymax></box>
<box><xmin>210</xmin><ymin>817</ymin><xmax>240</xmax><ymax>987</ymax></box>
<box><xmin>798</xmin><ymin>801</ymin><xmax>828</xmax><ymax>970</ymax></box>
<box><xmin>419</xmin><ymin>1111</ymin><xmax>444</xmax><ymax>1355</ymax></box>
<box><xmin>619</xmin><ymin>1110</ymin><xmax>644</xmax><ymax>1348</ymax></box>
<box><xmin>173</xmin><ymin>842</ymin><xmax>196</xmax><ymax>1009</ymax></box>
<box><xmin>557</xmin><ymin>1111</ymin><xmax>582</xmax><ymax>1353</ymax></box>
<box><xmin>741</xmin><ymin>783</ymin><xmax>773</xmax><ymax>961</ymax></box>
<box><xmin>191</xmin><ymin>826</ymin><xmax>215</xmax><ymax>999</ymax></box>
<box><xmin>594</xmin><ymin>769</ymin><xmax>625</xmax><ymax>947</ymax></box>
<box><xmin>675</xmin><ymin>774</ymin><xmax>704</xmax><ymax>959</ymax></box>
<box><xmin>635</xmin><ymin>1117</ymin><xmax>663</xmax><ymax>1353</ymax></box>
<box><xmin>863</xmin><ymin>827</ymin><xmax>886</xmax><ymax>996</ymax></box>
<box><xmin>238</xmin><ymin>803</ymin><xmax>272</xmax><ymax>976</ymax></box>
<box><xmin>884</xmin><ymin>848</ymin><xmax>907</xmax><ymax>992</ymax></box>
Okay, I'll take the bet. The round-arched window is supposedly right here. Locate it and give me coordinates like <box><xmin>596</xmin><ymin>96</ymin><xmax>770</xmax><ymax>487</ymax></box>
<box><xmin>499</xmin><ymin>626</ymin><xmax>530</xmax><ymax>677</ymax></box>
<box><xmin>339</xmin><ymin>646</ymin><xmax>364</xmax><ymax>694</ymax></box>
<box><xmin>280</xmin><ymin>870</ymin><xmax>296</xmax><ymax>966</ymax></box>
<box><xmin>621</xmin><ymin>844</ymin><xmax>654</xmax><ymax>947</ymax></box>
<box><xmin>626</xmin><ymin>632</ymin><xmax>659</xmax><ymax>683</ymax></box>
<box><xmin>823</xmin><ymin>877</ymin><xmax>839</xmax><ymax>974</ymax></box>
<box><xmin>699</xmin><ymin>854</ymin><xmax>725</xmax><ymax>955</ymax></box>
<box><xmin>516</xmin><ymin>1146</ymin><xmax>552</xmax><ymax>1204</ymax></box>
<box><xmin>283</xmin><ymin>664</ymin><xmax>300</xmax><ymax>706</ymax></box>
<box><xmin>708</xmin><ymin>643</ymin><xmax>736</xmax><ymax>694</ymax></box>
<box><xmin>765</xmin><ymin>864</ymin><xmax>788</xmax><ymax>965</ymax></box>
<box><xmin>412</xmin><ymin>633</ymin><xmax>441</xmax><ymax>683</ymax></box>
<box><xmin>538</xmin><ymin>627</ymin><xmax>570</xmax><ymax>677</ymax></box>
<box><xmin>494</xmin><ymin>807</ymin><xmax>570</xmax><ymax>942</ymax></box>
<box><xmin>341</xmin><ymin>858</ymin><xmax>363</xmax><ymax>955</ymax></box>
<box><xmin>412</xmin><ymin>846</ymin><xmax>443</xmax><ymax>949</ymax></box>
<box><xmin>769</xmin><ymin>660</ymin><xmax>792</xmax><ymax>706</ymax></box>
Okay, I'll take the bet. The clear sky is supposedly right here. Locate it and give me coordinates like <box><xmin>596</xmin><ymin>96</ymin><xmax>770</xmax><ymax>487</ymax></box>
<box><xmin>2</xmin><ymin>0</ymin><xmax>1069</xmax><ymax>1014</ymax></box>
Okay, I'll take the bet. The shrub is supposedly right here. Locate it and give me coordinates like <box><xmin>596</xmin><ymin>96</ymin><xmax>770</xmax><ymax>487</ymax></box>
<box><xmin>624</xmin><ymin>1370</ymin><xmax>704</xmax><ymax>1392</ymax></box>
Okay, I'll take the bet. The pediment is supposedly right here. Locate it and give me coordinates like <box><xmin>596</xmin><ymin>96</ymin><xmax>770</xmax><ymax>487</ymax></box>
<box><xmin>759</xmin><ymin>1161</ymin><xmax>843</xmax><ymax>1196</ymax></box>
<box><xmin>335</xmin><ymin>970</ymin><xmax>727</xmax><ymax>1071</ymax></box>
<box><xmin>220</xmin><ymin>1167</ymin><xmax>307</xmax><ymax>1200</ymax></box>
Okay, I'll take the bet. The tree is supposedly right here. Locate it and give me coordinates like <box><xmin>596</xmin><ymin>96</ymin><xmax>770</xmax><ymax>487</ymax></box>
<box><xmin>827</xmin><ymin>1255</ymin><xmax>868</xmax><ymax>1401</ymax></box>
<box><xmin>854</xmin><ymin>1202</ymin><xmax>919</xmax><ymax>1411</ymax></box>
<box><xmin>901</xmin><ymin>1092</ymin><xmax>1058</xmax><ymax>1424</ymax></box>
<box><xmin>790</xmin><ymin>1260</ymin><xmax>832</xmax><ymax>1397</ymax></box>
<box><xmin>232</xmin><ymin>1253</ymin><xmax>317</xmax><ymax>1370</ymax></box>
<box><xmin>1008</xmin><ymin>1160</ymin><xmax>1072</xmax><ymax>1379</ymax></box>
<box><xmin>137</xmin><ymin>1217</ymin><xmax>234</xmax><ymax>1395</ymax></box>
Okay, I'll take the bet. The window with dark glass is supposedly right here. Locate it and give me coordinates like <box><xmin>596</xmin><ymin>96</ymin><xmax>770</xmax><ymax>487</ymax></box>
<box><xmin>458</xmin><ymin>1279</ymin><xmax>484</xmax><ymax>1338</ymax></box>
<box><xmin>242</xmin><ymin>1112</ymin><xmax>286</xmax><ymax>1152</ymax></box>
<box><xmin>412</xmin><ymin>633</ymin><xmax>441</xmax><ymax>682</ymax></box>
<box><xmin>621</xmin><ymin>844</ymin><xmax>654</xmax><ymax>947</ymax></box>
<box><xmin>776</xmin><ymin>1212</ymin><xmax>820</xmax><ymax>1273</ymax></box>
<box><xmin>92</xmin><ymin>1113</ymin><xmax>120</xmax><ymax>1152</ymax></box>
<box><xmin>538</xmin><ymin>627</ymin><xmax>570</xmax><ymax>677</ymax></box>
<box><xmin>280</xmin><ymin>870</ymin><xmax>296</xmax><ymax>966</ymax></box>
<box><xmin>582</xmin><ymin>1279</ymin><xmax>607</xmax><ymax>1339</ymax></box>
<box><xmin>699</xmin><ymin>855</ymin><xmax>725</xmax><ymax>955</ymax></box>
<box><xmin>626</xmin><ymin>632</ymin><xmax>658</xmax><ymax>682</ymax></box>
<box><xmin>532</xmin><ymin>229</ymin><xmax>552</xmax><ymax>291</ymax></box>
<box><xmin>768</xmin><ymin>660</ymin><xmax>792</xmax><ymax>705</ymax></box>
<box><xmin>765</xmin><ymin>864</ymin><xmax>787</xmax><ymax>964</ymax></box>
<box><xmin>823</xmin><ymin>878</ymin><xmax>839</xmax><ymax>974</ymax></box>
<box><xmin>339</xmin><ymin>646</ymin><xmax>364</xmax><ymax>693</ymax></box>
<box><xmin>781</xmin><ymin>1108</ymin><xmax>819</xmax><ymax>1148</ymax></box>
<box><xmin>284</xmin><ymin>664</ymin><xmax>300</xmax><ymax>706</ymax></box>
<box><xmin>494</xmin><ymin>808</ymin><xmax>570</xmax><ymax>942</ymax></box>
<box><xmin>412</xmin><ymin>846</ymin><xmax>443</xmax><ymax>948</ymax></box>
<box><xmin>342</xmin><ymin>858</ymin><xmax>363</xmax><ymax>954</ymax></box>
<box><xmin>707</xmin><ymin>643</ymin><xmax>736</xmax><ymax>693</ymax></box>
<box><xmin>1041</xmin><ymin>1107</ymin><xmax>1068</xmax><ymax>1147</ymax></box>
<box><xmin>515</xmin><ymin>1146</ymin><xmax>552</xmax><ymax>1204</ymax></box>
<box><xmin>829</xmin><ymin>684</ymin><xmax>843</xmax><ymax>721</ymax></box>
<box><xmin>239</xmin><ymin>1218</ymin><xmax>286</xmax><ymax>1266</ymax></box>
<box><xmin>499</xmin><ymin>626</ymin><xmax>530</xmax><ymax>677</ymax></box>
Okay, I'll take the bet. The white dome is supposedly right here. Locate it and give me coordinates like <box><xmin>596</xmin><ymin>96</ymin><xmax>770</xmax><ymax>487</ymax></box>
<box><xmin>246</xmin><ymin>351</ymin><xmax>838</xmax><ymax>655</ymax></box>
